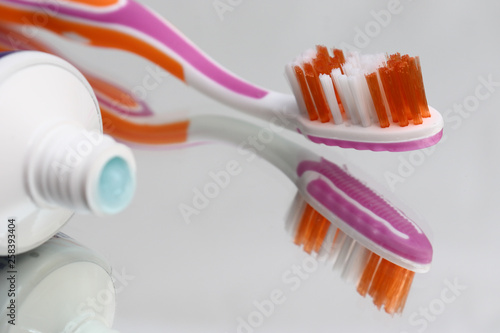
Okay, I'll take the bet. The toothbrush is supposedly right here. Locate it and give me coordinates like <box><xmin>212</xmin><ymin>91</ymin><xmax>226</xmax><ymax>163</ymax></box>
<box><xmin>83</xmin><ymin>92</ymin><xmax>434</xmax><ymax>314</ymax></box>
<box><xmin>0</xmin><ymin>0</ymin><xmax>443</xmax><ymax>152</ymax></box>
<box><xmin>0</xmin><ymin>26</ymin><xmax>432</xmax><ymax>314</ymax></box>
<box><xmin>95</xmin><ymin>104</ymin><xmax>434</xmax><ymax>315</ymax></box>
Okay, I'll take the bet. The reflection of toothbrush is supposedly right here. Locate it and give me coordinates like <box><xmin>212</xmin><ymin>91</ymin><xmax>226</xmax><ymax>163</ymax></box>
<box><xmin>0</xmin><ymin>0</ymin><xmax>443</xmax><ymax>152</ymax></box>
<box><xmin>103</xmin><ymin>110</ymin><xmax>434</xmax><ymax>315</ymax></box>
<box><xmin>96</xmin><ymin>100</ymin><xmax>434</xmax><ymax>313</ymax></box>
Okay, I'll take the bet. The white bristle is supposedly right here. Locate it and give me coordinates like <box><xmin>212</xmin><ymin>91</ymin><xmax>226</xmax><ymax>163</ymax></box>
<box><xmin>332</xmin><ymin>232</ymin><xmax>355</xmax><ymax>271</ymax></box>
<box><xmin>301</xmin><ymin>48</ymin><xmax>317</xmax><ymax>63</ymax></box>
<box><xmin>328</xmin><ymin>229</ymin><xmax>347</xmax><ymax>266</ymax></box>
<box><xmin>342</xmin><ymin>62</ymin><xmax>356</xmax><ymax>77</ymax></box>
<box><xmin>346</xmin><ymin>71</ymin><xmax>366</xmax><ymax>126</ymax></box>
<box><xmin>341</xmin><ymin>242</ymin><xmax>371</xmax><ymax>284</ymax></box>
<box><xmin>319</xmin><ymin>74</ymin><xmax>343</xmax><ymax>124</ymax></box>
<box><xmin>331</xmin><ymin>68</ymin><xmax>342</xmax><ymax>78</ymax></box>
<box><xmin>285</xmin><ymin>63</ymin><xmax>308</xmax><ymax>117</ymax></box>
<box><xmin>345</xmin><ymin>51</ymin><xmax>360</xmax><ymax>71</ymax></box>
<box><xmin>358</xmin><ymin>54</ymin><xmax>369</xmax><ymax>71</ymax></box>
<box><xmin>358</xmin><ymin>74</ymin><xmax>378</xmax><ymax>122</ymax></box>
<box><xmin>332</xmin><ymin>72</ymin><xmax>359</xmax><ymax>124</ymax></box>
<box><xmin>317</xmin><ymin>225</ymin><xmax>338</xmax><ymax>260</ymax></box>
<box><xmin>349</xmin><ymin>74</ymin><xmax>374</xmax><ymax>127</ymax></box>
<box><xmin>285</xmin><ymin>192</ymin><xmax>307</xmax><ymax>235</ymax></box>
<box><xmin>365</xmin><ymin>53</ymin><xmax>386</xmax><ymax>73</ymax></box>
<box><xmin>358</xmin><ymin>54</ymin><xmax>376</xmax><ymax>74</ymax></box>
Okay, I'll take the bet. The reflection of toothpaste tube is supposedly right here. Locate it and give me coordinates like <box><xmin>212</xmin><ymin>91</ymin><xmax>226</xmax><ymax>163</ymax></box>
<box><xmin>0</xmin><ymin>233</ymin><xmax>119</xmax><ymax>333</ymax></box>
<box><xmin>0</xmin><ymin>51</ymin><xmax>136</xmax><ymax>255</ymax></box>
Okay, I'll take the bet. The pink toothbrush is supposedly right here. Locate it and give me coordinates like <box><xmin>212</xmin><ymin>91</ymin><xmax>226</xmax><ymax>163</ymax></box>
<box><xmin>0</xmin><ymin>0</ymin><xmax>443</xmax><ymax>152</ymax></box>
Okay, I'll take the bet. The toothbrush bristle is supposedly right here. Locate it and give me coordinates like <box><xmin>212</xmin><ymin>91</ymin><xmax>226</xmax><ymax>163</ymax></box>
<box><xmin>286</xmin><ymin>196</ymin><xmax>415</xmax><ymax>315</ymax></box>
<box><xmin>366</xmin><ymin>72</ymin><xmax>390</xmax><ymax>128</ymax></box>
<box><xmin>303</xmin><ymin>62</ymin><xmax>332</xmax><ymax>123</ymax></box>
<box><xmin>357</xmin><ymin>253</ymin><xmax>415</xmax><ymax>314</ymax></box>
<box><xmin>287</xmin><ymin>46</ymin><xmax>431</xmax><ymax>128</ymax></box>
<box><xmin>293</xmin><ymin>65</ymin><xmax>319</xmax><ymax>121</ymax></box>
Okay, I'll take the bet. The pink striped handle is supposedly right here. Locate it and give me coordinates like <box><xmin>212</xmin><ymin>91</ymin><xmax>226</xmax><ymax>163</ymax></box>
<box><xmin>0</xmin><ymin>0</ymin><xmax>270</xmax><ymax>99</ymax></box>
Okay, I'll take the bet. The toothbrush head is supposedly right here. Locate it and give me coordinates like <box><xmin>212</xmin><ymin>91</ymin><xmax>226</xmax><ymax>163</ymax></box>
<box><xmin>286</xmin><ymin>158</ymin><xmax>432</xmax><ymax>314</ymax></box>
<box><xmin>286</xmin><ymin>47</ymin><xmax>443</xmax><ymax>152</ymax></box>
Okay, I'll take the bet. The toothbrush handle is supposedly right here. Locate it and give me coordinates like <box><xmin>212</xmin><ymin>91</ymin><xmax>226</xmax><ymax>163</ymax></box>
<box><xmin>0</xmin><ymin>21</ymin><xmax>189</xmax><ymax>144</ymax></box>
<box><xmin>0</xmin><ymin>0</ymin><xmax>299</xmax><ymax>121</ymax></box>
<box><xmin>0</xmin><ymin>22</ymin><xmax>305</xmax><ymax>170</ymax></box>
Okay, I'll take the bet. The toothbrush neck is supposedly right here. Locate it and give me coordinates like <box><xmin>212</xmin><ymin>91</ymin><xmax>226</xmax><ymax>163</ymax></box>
<box><xmin>189</xmin><ymin>115</ymin><xmax>315</xmax><ymax>182</ymax></box>
<box><xmin>234</xmin><ymin>91</ymin><xmax>301</xmax><ymax>124</ymax></box>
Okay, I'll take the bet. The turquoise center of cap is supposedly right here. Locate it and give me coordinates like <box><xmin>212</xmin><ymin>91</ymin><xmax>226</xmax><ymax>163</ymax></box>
<box><xmin>98</xmin><ymin>157</ymin><xmax>134</xmax><ymax>214</ymax></box>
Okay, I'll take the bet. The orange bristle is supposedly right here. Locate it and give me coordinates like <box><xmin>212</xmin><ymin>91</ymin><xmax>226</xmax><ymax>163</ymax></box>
<box><xmin>288</xmin><ymin>47</ymin><xmax>431</xmax><ymax>128</ymax></box>
<box><xmin>386</xmin><ymin>52</ymin><xmax>402</xmax><ymax>67</ymax></box>
<box><xmin>333</xmin><ymin>48</ymin><xmax>346</xmax><ymax>66</ymax></box>
<box><xmin>387</xmin><ymin>55</ymin><xmax>417</xmax><ymax>123</ymax></box>
<box><xmin>312</xmin><ymin>47</ymin><xmax>345</xmax><ymax>116</ymax></box>
<box><xmin>293</xmin><ymin>204</ymin><xmax>315</xmax><ymax>246</ymax></box>
<box><xmin>379</xmin><ymin>66</ymin><xmax>409</xmax><ymax>126</ymax></box>
<box><xmin>401</xmin><ymin>62</ymin><xmax>423</xmax><ymax>124</ymax></box>
<box><xmin>321</xmin><ymin>47</ymin><xmax>346</xmax><ymax>115</ymax></box>
<box><xmin>365</xmin><ymin>72</ymin><xmax>390</xmax><ymax>128</ymax></box>
<box><xmin>411</xmin><ymin>56</ymin><xmax>431</xmax><ymax>118</ymax></box>
<box><xmin>289</xmin><ymin>201</ymin><xmax>415</xmax><ymax>315</ymax></box>
<box><xmin>312</xmin><ymin>216</ymin><xmax>331</xmax><ymax>253</ymax></box>
<box><xmin>298</xmin><ymin>208</ymin><xmax>319</xmax><ymax>252</ymax></box>
<box><xmin>294</xmin><ymin>204</ymin><xmax>331</xmax><ymax>252</ymax></box>
<box><xmin>314</xmin><ymin>45</ymin><xmax>334</xmax><ymax>74</ymax></box>
<box><xmin>357</xmin><ymin>252</ymin><xmax>381</xmax><ymax>296</ymax></box>
<box><xmin>395</xmin><ymin>62</ymin><xmax>419</xmax><ymax>123</ymax></box>
<box><xmin>331</xmin><ymin>78</ymin><xmax>346</xmax><ymax>116</ymax></box>
<box><xmin>303</xmin><ymin>212</ymin><xmax>322</xmax><ymax>253</ymax></box>
<box><xmin>304</xmin><ymin>214</ymin><xmax>330</xmax><ymax>254</ymax></box>
<box><xmin>384</xmin><ymin>53</ymin><xmax>429</xmax><ymax>125</ymax></box>
<box><xmin>360</xmin><ymin>257</ymin><xmax>415</xmax><ymax>314</ymax></box>
<box><xmin>303</xmin><ymin>63</ymin><xmax>332</xmax><ymax>123</ymax></box>
<box><xmin>293</xmin><ymin>65</ymin><xmax>319</xmax><ymax>121</ymax></box>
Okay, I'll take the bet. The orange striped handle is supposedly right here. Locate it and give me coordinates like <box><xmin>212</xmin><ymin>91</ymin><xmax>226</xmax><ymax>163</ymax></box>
<box><xmin>0</xmin><ymin>2</ymin><xmax>185</xmax><ymax>81</ymax></box>
<box><xmin>0</xmin><ymin>22</ymin><xmax>190</xmax><ymax>146</ymax></box>
<box><xmin>101</xmin><ymin>109</ymin><xmax>190</xmax><ymax>145</ymax></box>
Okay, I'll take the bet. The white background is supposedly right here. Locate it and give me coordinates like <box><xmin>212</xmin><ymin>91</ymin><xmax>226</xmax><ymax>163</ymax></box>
<box><xmin>59</xmin><ymin>0</ymin><xmax>500</xmax><ymax>332</ymax></box>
